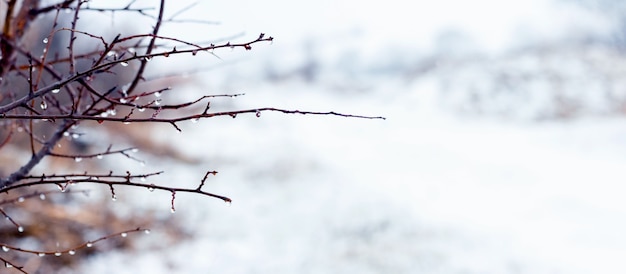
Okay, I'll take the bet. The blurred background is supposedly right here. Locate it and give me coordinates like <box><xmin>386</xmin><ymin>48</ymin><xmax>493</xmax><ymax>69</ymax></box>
<box><xmin>72</xmin><ymin>0</ymin><xmax>626</xmax><ymax>273</ymax></box>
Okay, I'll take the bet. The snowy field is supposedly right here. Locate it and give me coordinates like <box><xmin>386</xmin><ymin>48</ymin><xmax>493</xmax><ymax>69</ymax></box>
<box><xmin>75</xmin><ymin>0</ymin><xmax>626</xmax><ymax>273</ymax></box>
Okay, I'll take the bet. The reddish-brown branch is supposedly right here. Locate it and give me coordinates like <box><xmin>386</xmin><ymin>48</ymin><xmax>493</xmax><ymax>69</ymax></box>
<box><xmin>0</xmin><ymin>227</ymin><xmax>148</xmax><ymax>257</ymax></box>
<box><xmin>0</xmin><ymin>107</ymin><xmax>386</xmax><ymax>124</ymax></box>
<box><xmin>0</xmin><ymin>121</ymin><xmax>75</xmax><ymax>188</ymax></box>
<box><xmin>124</xmin><ymin>0</ymin><xmax>165</xmax><ymax>97</ymax></box>
<box><xmin>2</xmin><ymin>172</ymin><xmax>231</xmax><ymax>203</ymax></box>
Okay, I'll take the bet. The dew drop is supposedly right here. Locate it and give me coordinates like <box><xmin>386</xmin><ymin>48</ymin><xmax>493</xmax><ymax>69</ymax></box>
<box><xmin>68</xmin><ymin>250</ymin><xmax>76</xmax><ymax>255</ymax></box>
<box><xmin>71</xmin><ymin>133</ymin><xmax>80</xmax><ymax>139</ymax></box>
<box><xmin>5</xmin><ymin>262</ymin><xmax>12</xmax><ymax>268</ymax></box>
<box><xmin>147</xmin><ymin>184</ymin><xmax>155</xmax><ymax>192</ymax></box>
<box><xmin>120</xmin><ymin>61</ymin><xmax>129</xmax><ymax>67</ymax></box>
<box><xmin>40</xmin><ymin>101</ymin><xmax>48</xmax><ymax>110</ymax></box>
<box><xmin>225</xmin><ymin>200</ymin><xmax>232</xmax><ymax>207</ymax></box>
<box><xmin>119</xmin><ymin>98</ymin><xmax>128</xmax><ymax>103</ymax></box>
<box><xmin>86</xmin><ymin>242</ymin><xmax>93</xmax><ymax>248</ymax></box>
<box><xmin>144</xmin><ymin>229</ymin><xmax>151</xmax><ymax>234</ymax></box>
<box><xmin>96</xmin><ymin>154</ymin><xmax>103</xmax><ymax>160</ymax></box>
<box><xmin>154</xmin><ymin>92</ymin><xmax>162</xmax><ymax>98</ymax></box>
<box><xmin>51</xmin><ymin>88</ymin><xmax>60</xmax><ymax>94</ymax></box>
<box><xmin>38</xmin><ymin>253</ymin><xmax>45</xmax><ymax>257</ymax></box>
<box><xmin>2</xmin><ymin>246</ymin><xmax>9</xmax><ymax>252</ymax></box>
<box><xmin>74</xmin><ymin>157</ymin><xmax>83</xmax><ymax>162</ymax></box>
<box><xmin>192</xmin><ymin>50</ymin><xmax>198</xmax><ymax>56</ymax></box>
<box><xmin>54</xmin><ymin>252</ymin><xmax>62</xmax><ymax>257</ymax></box>
<box><xmin>111</xmin><ymin>195</ymin><xmax>117</xmax><ymax>201</ymax></box>
<box><xmin>255</xmin><ymin>110</ymin><xmax>261</xmax><ymax>117</ymax></box>
<box><xmin>191</xmin><ymin>118</ymin><xmax>199</xmax><ymax>123</ymax></box>
<box><xmin>121</xmin><ymin>232</ymin><xmax>128</xmax><ymax>238</ymax></box>
<box><xmin>231</xmin><ymin>114</ymin><xmax>237</xmax><ymax>119</ymax></box>
<box><xmin>17</xmin><ymin>226</ymin><xmax>24</xmax><ymax>233</ymax></box>
<box><xmin>170</xmin><ymin>208</ymin><xmax>176</xmax><ymax>214</ymax></box>
<box><xmin>137</xmin><ymin>107</ymin><xmax>145</xmax><ymax>112</ymax></box>
<box><xmin>40</xmin><ymin>193</ymin><xmax>46</xmax><ymax>200</ymax></box>
<box><xmin>123</xmin><ymin>121</ymin><xmax>131</xmax><ymax>125</ymax></box>
<box><xmin>107</xmin><ymin>51</ymin><xmax>117</xmax><ymax>57</ymax></box>
<box><xmin>17</xmin><ymin>197</ymin><xmax>25</xmax><ymax>203</ymax></box>
<box><xmin>63</xmin><ymin>132</ymin><xmax>70</xmax><ymax>137</ymax></box>
<box><xmin>140</xmin><ymin>177</ymin><xmax>146</xmax><ymax>182</ymax></box>
<box><xmin>154</xmin><ymin>100</ymin><xmax>161</xmax><ymax>106</ymax></box>
<box><xmin>43</xmin><ymin>37</ymin><xmax>49</xmax><ymax>44</ymax></box>
<box><xmin>144</xmin><ymin>56</ymin><xmax>152</xmax><ymax>61</ymax></box>
<box><xmin>131</xmin><ymin>148</ymin><xmax>139</xmax><ymax>153</ymax></box>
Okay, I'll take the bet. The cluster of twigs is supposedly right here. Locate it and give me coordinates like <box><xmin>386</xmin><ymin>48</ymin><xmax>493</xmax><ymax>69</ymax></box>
<box><xmin>0</xmin><ymin>0</ymin><xmax>383</xmax><ymax>272</ymax></box>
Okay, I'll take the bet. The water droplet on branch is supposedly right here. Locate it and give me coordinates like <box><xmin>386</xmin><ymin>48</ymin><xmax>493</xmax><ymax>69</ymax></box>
<box><xmin>38</xmin><ymin>253</ymin><xmax>45</xmax><ymax>257</ymax></box>
<box><xmin>121</xmin><ymin>232</ymin><xmax>127</xmax><ymax>237</ymax></box>
<box><xmin>2</xmin><ymin>246</ymin><xmax>9</xmax><ymax>252</ymax></box>
<box><xmin>69</xmin><ymin>250</ymin><xmax>76</xmax><ymax>255</ymax></box>
<box><xmin>54</xmin><ymin>252</ymin><xmax>62</xmax><ymax>257</ymax></box>
<box><xmin>51</xmin><ymin>88</ymin><xmax>60</xmax><ymax>94</ymax></box>
<box><xmin>74</xmin><ymin>157</ymin><xmax>83</xmax><ymax>162</ymax></box>
<box><xmin>40</xmin><ymin>101</ymin><xmax>48</xmax><ymax>110</ymax></box>
<box><xmin>120</xmin><ymin>61</ymin><xmax>129</xmax><ymax>67</ymax></box>
<box><xmin>86</xmin><ymin>242</ymin><xmax>93</xmax><ymax>248</ymax></box>
<box><xmin>17</xmin><ymin>226</ymin><xmax>24</xmax><ymax>233</ymax></box>
<box><xmin>43</xmin><ymin>38</ymin><xmax>49</xmax><ymax>44</ymax></box>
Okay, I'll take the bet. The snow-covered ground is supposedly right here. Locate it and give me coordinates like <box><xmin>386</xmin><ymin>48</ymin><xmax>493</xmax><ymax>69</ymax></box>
<box><xmin>74</xmin><ymin>0</ymin><xmax>626</xmax><ymax>273</ymax></box>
